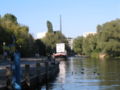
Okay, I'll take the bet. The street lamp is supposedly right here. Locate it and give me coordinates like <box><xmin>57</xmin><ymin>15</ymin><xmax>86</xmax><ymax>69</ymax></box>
<box><xmin>3</xmin><ymin>42</ymin><xmax>5</xmax><ymax>45</ymax></box>
<box><xmin>3</xmin><ymin>42</ymin><xmax>6</xmax><ymax>60</ymax></box>
<box><xmin>19</xmin><ymin>45</ymin><xmax>21</xmax><ymax>48</ymax></box>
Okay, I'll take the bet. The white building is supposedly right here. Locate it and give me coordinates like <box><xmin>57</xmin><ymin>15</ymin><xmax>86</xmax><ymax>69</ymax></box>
<box><xmin>67</xmin><ymin>37</ymin><xmax>74</xmax><ymax>50</ymax></box>
<box><xmin>83</xmin><ymin>32</ymin><xmax>96</xmax><ymax>37</ymax></box>
<box><xmin>36</xmin><ymin>32</ymin><xmax>47</xmax><ymax>39</ymax></box>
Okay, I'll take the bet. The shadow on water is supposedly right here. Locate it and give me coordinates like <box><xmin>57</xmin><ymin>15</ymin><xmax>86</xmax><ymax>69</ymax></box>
<box><xmin>39</xmin><ymin>70</ymin><xmax>59</xmax><ymax>90</ymax></box>
<box><xmin>41</xmin><ymin>56</ymin><xmax>120</xmax><ymax>90</ymax></box>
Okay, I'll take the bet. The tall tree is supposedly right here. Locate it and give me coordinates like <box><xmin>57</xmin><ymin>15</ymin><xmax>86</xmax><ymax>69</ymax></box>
<box><xmin>3</xmin><ymin>13</ymin><xmax>17</xmax><ymax>24</ymax></box>
<box><xmin>42</xmin><ymin>31</ymin><xmax>68</xmax><ymax>55</ymax></box>
<box><xmin>82</xmin><ymin>34</ymin><xmax>95</xmax><ymax>55</ymax></box>
<box><xmin>96</xmin><ymin>19</ymin><xmax>120</xmax><ymax>57</ymax></box>
<box><xmin>34</xmin><ymin>39</ymin><xmax>46</xmax><ymax>56</ymax></box>
<box><xmin>0</xmin><ymin>13</ymin><xmax>34</xmax><ymax>57</ymax></box>
<box><xmin>73</xmin><ymin>36</ymin><xmax>83</xmax><ymax>55</ymax></box>
<box><xmin>47</xmin><ymin>21</ymin><xmax>53</xmax><ymax>32</ymax></box>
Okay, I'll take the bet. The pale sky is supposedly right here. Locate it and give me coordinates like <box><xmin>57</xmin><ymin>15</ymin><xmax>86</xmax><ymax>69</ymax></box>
<box><xmin>1</xmin><ymin>0</ymin><xmax>120</xmax><ymax>38</ymax></box>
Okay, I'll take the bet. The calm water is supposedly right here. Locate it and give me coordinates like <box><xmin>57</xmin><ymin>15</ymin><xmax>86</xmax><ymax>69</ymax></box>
<box><xmin>41</xmin><ymin>56</ymin><xmax>120</xmax><ymax>90</ymax></box>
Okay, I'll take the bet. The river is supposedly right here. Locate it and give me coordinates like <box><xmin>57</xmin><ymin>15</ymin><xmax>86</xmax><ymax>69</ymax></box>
<box><xmin>41</xmin><ymin>56</ymin><xmax>120</xmax><ymax>90</ymax></box>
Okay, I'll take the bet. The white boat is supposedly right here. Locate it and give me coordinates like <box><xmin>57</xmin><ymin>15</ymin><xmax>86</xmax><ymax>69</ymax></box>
<box><xmin>53</xmin><ymin>43</ymin><xmax>67</xmax><ymax>60</ymax></box>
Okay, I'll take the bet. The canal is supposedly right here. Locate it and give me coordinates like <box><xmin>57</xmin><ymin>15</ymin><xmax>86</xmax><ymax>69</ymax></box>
<box><xmin>41</xmin><ymin>56</ymin><xmax>120</xmax><ymax>90</ymax></box>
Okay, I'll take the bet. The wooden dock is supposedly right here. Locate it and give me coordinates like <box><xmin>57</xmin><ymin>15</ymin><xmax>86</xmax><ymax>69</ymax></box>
<box><xmin>0</xmin><ymin>59</ymin><xmax>59</xmax><ymax>90</ymax></box>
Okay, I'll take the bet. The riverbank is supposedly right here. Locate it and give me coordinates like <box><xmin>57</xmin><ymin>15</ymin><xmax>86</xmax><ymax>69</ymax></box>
<box><xmin>90</xmin><ymin>52</ymin><xmax>119</xmax><ymax>60</ymax></box>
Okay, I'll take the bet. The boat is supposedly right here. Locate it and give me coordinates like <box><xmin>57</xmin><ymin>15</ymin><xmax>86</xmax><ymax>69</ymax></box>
<box><xmin>53</xmin><ymin>43</ymin><xmax>67</xmax><ymax>60</ymax></box>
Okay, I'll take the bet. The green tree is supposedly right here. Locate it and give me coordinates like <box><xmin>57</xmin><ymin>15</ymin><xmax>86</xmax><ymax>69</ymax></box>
<box><xmin>0</xmin><ymin>13</ymin><xmax>34</xmax><ymax>57</ymax></box>
<box><xmin>82</xmin><ymin>34</ymin><xmax>97</xmax><ymax>55</ymax></box>
<box><xmin>42</xmin><ymin>31</ymin><xmax>68</xmax><ymax>55</ymax></box>
<box><xmin>97</xmin><ymin>25</ymin><xmax>102</xmax><ymax>33</ymax></box>
<box><xmin>3</xmin><ymin>13</ymin><xmax>17</xmax><ymax>24</ymax></box>
<box><xmin>47</xmin><ymin>21</ymin><xmax>53</xmax><ymax>32</ymax></box>
<box><xmin>96</xmin><ymin>19</ymin><xmax>120</xmax><ymax>57</ymax></box>
<box><xmin>73</xmin><ymin>36</ymin><xmax>83</xmax><ymax>55</ymax></box>
<box><xmin>34</xmin><ymin>39</ymin><xmax>46</xmax><ymax>56</ymax></box>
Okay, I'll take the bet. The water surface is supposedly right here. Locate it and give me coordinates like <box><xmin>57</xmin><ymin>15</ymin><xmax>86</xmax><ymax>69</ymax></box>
<box><xmin>41</xmin><ymin>56</ymin><xmax>120</xmax><ymax>90</ymax></box>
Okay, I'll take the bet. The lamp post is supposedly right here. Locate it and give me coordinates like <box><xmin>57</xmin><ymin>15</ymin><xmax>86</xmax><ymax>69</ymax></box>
<box><xmin>3</xmin><ymin>42</ymin><xmax>6</xmax><ymax>46</ymax></box>
<box><xmin>3</xmin><ymin>42</ymin><xmax>6</xmax><ymax>60</ymax></box>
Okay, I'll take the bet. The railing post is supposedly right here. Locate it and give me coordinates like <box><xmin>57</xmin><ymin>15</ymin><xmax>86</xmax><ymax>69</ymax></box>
<box><xmin>24</xmin><ymin>64</ymin><xmax>30</xmax><ymax>87</ymax></box>
<box><xmin>14</xmin><ymin>52</ymin><xmax>21</xmax><ymax>90</ymax></box>
<box><xmin>10</xmin><ymin>52</ymin><xmax>21</xmax><ymax>90</ymax></box>
<box><xmin>45</xmin><ymin>61</ymin><xmax>49</xmax><ymax>90</ymax></box>
<box><xmin>36</xmin><ymin>62</ymin><xmax>40</xmax><ymax>76</ymax></box>
<box><xmin>5</xmin><ymin>66</ymin><xmax>12</xmax><ymax>89</ymax></box>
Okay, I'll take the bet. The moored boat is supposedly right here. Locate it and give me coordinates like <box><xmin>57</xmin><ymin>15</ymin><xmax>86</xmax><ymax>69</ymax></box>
<box><xmin>53</xmin><ymin>43</ymin><xmax>67</xmax><ymax>60</ymax></box>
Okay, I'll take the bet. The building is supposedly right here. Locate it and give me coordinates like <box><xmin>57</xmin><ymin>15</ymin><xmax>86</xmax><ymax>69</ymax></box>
<box><xmin>36</xmin><ymin>32</ymin><xmax>47</xmax><ymax>39</ymax></box>
<box><xmin>67</xmin><ymin>37</ymin><xmax>74</xmax><ymax>50</ymax></box>
<box><xmin>83</xmin><ymin>32</ymin><xmax>96</xmax><ymax>37</ymax></box>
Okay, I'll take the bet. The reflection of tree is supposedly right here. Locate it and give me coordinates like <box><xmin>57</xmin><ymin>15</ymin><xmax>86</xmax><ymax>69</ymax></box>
<box><xmin>98</xmin><ymin>59</ymin><xmax>120</xmax><ymax>87</ymax></box>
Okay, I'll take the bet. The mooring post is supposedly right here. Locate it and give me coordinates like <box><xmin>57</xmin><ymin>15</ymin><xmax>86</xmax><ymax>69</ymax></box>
<box><xmin>36</xmin><ymin>62</ymin><xmax>41</xmax><ymax>76</ymax></box>
<box><xmin>24</xmin><ymin>64</ymin><xmax>30</xmax><ymax>86</ymax></box>
<box><xmin>36</xmin><ymin>62</ymin><xmax>41</xmax><ymax>89</ymax></box>
<box><xmin>12</xmin><ymin>52</ymin><xmax>21</xmax><ymax>90</ymax></box>
<box><xmin>5</xmin><ymin>66</ymin><xmax>12</xmax><ymax>89</ymax></box>
<box><xmin>45</xmin><ymin>61</ymin><xmax>49</xmax><ymax>90</ymax></box>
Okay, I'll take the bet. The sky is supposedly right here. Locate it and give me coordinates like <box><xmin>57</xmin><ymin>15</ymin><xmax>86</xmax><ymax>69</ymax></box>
<box><xmin>1</xmin><ymin>0</ymin><xmax>120</xmax><ymax>38</ymax></box>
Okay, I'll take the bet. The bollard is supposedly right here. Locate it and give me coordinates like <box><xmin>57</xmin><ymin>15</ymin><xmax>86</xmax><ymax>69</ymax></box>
<box><xmin>36</xmin><ymin>62</ymin><xmax>41</xmax><ymax>76</ymax></box>
<box><xmin>10</xmin><ymin>52</ymin><xmax>21</xmax><ymax>90</ymax></box>
<box><xmin>14</xmin><ymin>52</ymin><xmax>21</xmax><ymax>90</ymax></box>
<box><xmin>24</xmin><ymin>64</ymin><xmax>30</xmax><ymax>87</ymax></box>
<box><xmin>5</xmin><ymin>66</ymin><xmax>12</xmax><ymax>89</ymax></box>
<box><xmin>45</xmin><ymin>61</ymin><xmax>49</xmax><ymax>90</ymax></box>
<box><xmin>36</xmin><ymin>62</ymin><xmax>41</xmax><ymax>89</ymax></box>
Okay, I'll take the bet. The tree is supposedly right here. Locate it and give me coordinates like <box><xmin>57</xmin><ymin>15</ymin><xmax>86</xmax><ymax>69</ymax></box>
<box><xmin>34</xmin><ymin>39</ymin><xmax>46</xmax><ymax>56</ymax></box>
<box><xmin>97</xmin><ymin>25</ymin><xmax>102</xmax><ymax>33</ymax></box>
<box><xmin>42</xmin><ymin>20</ymin><xmax>70</xmax><ymax>55</ymax></box>
<box><xmin>3</xmin><ymin>13</ymin><xmax>17</xmax><ymax>24</ymax></box>
<box><xmin>47</xmin><ymin>21</ymin><xmax>53</xmax><ymax>32</ymax></box>
<box><xmin>96</xmin><ymin>19</ymin><xmax>120</xmax><ymax>57</ymax></box>
<box><xmin>0</xmin><ymin>13</ymin><xmax>34</xmax><ymax>57</ymax></box>
<box><xmin>73</xmin><ymin>36</ymin><xmax>83</xmax><ymax>55</ymax></box>
<box><xmin>42</xmin><ymin>31</ymin><xmax>69</xmax><ymax>55</ymax></box>
<box><xmin>82</xmin><ymin>34</ymin><xmax>97</xmax><ymax>55</ymax></box>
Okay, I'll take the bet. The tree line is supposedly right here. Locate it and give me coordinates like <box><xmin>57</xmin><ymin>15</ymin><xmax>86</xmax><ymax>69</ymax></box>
<box><xmin>73</xmin><ymin>19</ymin><xmax>120</xmax><ymax>58</ymax></box>
<box><xmin>0</xmin><ymin>13</ymin><xmax>69</xmax><ymax>58</ymax></box>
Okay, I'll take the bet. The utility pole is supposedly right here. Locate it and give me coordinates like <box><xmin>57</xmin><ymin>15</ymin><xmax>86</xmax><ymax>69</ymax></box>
<box><xmin>60</xmin><ymin>15</ymin><xmax>62</xmax><ymax>33</ymax></box>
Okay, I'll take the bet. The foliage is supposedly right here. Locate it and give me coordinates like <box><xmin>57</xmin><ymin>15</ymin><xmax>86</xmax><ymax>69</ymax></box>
<box><xmin>0</xmin><ymin>13</ymin><xmax>34</xmax><ymax>57</ymax></box>
<box><xmin>73</xmin><ymin>36</ymin><xmax>83</xmax><ymax>55</ymax></box>
<box><xmin>73</xmin><ymin>19</ymin><xmax>120</xmax><ymax>57</ymax></box>
<box><xmin>3</xmin><ymin>13</ymin><xmax>17</xmax><ymax>24</ymax></box>
<box><xmin>96</xmin><ymin>19</ymin><xmax>120</xmax><ymax>57</ymax></box>
<box><xmin>42</xmin><ymin>20</ymin><xmax>69</xmax><ymax>55</ymax></box>
<box><xmin>83</xmin><ymin>34</ymin><xmax>97</xmax><ymax>55</ymax></box>
<box><xmin>0</xmin><ymin>14</ymin><xmax>70</xmax><ymax>57</ymax></box>
<box><xmin>34</xmin><ymin>39</ymin><xmax>46</xmax><ymax>56</ymax></box>
<box><xmin>42</xmin><ymin>31</ymin><xmax>69</xmax><ymax>55</ymax></box>
<box><xmin>47</xmin><ymin>21</ymin><xmax>53</xmax><ymax>33</ymax></box>
<box><xmin>90</xmin><ymin>51</ymin><xmax>99</xmax><ymax>59</ymax></box>
<box><xmin>0</xmin><ymin>14</ymin><xmax>71</xmax><ymax>58</ymax></box>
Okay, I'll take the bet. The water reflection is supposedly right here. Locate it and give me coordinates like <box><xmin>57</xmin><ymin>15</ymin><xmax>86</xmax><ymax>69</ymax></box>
<box><xmin>41</xmin><ymin>56</ymin><xmax>120</xmax><ymax>90</ymax></box>
<box><xmin>57</xmin><ymin>61</ymin><xmax>66</xmax><ymax>83</ymax></box>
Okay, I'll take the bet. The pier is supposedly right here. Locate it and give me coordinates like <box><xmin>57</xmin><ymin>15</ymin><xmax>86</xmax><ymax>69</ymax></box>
<box><xmin>0</xmin><ymin>58</ymin><xmax>59</xmax><ymax>90</ymax></box>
